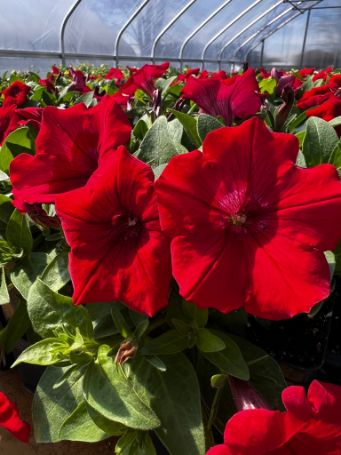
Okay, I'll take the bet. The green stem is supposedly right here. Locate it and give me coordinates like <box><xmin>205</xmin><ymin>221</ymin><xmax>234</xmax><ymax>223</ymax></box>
<box><xmin>187</xmin><ymin>102</ymin><xmax>198</xmax><ymax>114</ymax></box>
<box><xmin>147</xmin><ymin>315</ymin><xmax>168</xmax><ymax>333</ymax></box>
<box><xmin>207</xmin><ymin>386</ymin><xmax>224</xmax><ymax>432</ymax></box>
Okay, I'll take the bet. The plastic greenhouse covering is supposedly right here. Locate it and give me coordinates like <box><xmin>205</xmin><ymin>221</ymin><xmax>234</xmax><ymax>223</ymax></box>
<box><xmin>0</xmin><ymin>0</ymin><xmax>340</xmax><ymax>72</ymax></box>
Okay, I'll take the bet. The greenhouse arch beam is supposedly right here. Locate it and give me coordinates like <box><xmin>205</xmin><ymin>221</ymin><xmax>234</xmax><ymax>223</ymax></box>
<box><xmin>151</xmin><ymin>0</ymin><xmax>197</xmax><ymax>63</ymax></box>
<box><xmin>178</xmin><ymin>0</ymin><xmax>233</xmax><ymax>69</ymax></box>
<box><xmin>218</xmin><ymin>0</ymin><xmax>284</xmax><ymax>67</ymax></box>
<box><xmin>60</xmin><ymin>0</ymin><xmax>83</xmax><ymax>65</ymax></box>
<box><xmin>246</xmin><ymin>11</ymin><xmax>302</xmax><ymax>62</ymax></box>
<box><xmin>114</xmin><ymin>0</ymin><xmax>151</xmax><ymax>66</ymax></box>
<box><xmin>233</xmin><ymin>5</ymin><xmax>297</xmax><ymax>61</ymax></box>
<box><xmin>244</xmin><ymin>0</ymin><xmax>322</xmax><ymax>64</ymax></box>
<box><xmin>201</xmin><ymin>0</ymin><xmax>264</xmax><ymax>69</ymax></box>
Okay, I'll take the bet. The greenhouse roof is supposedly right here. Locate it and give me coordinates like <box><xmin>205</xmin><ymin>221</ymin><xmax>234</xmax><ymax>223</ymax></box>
<box><xmin>0</xmin><ymin>0</ymin><xmax>340</xmax><ymax>71</ymax></box>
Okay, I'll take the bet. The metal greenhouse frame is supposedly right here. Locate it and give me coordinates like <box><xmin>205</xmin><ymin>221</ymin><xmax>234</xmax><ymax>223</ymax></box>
<box><xmin>0</xmin><ymin>0</ymin><xmax>339</xmax><ymax>70</ymax></box>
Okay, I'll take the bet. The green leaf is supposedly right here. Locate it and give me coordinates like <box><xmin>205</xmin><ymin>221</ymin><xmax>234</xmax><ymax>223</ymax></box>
<box><xmin>231</xmin><ymin>335</ymin><xmax>286</xmax><ymax>409</ymax></box>
<box><xmin>302</xmin><ymin>116</ymin><xmax>339</xmax><ymax>166</ymax></box>
<box><xmin>170</xmin><ymin>109</ymin><xmax>201</xmax><ymax>148</ymax></box>
<box><xmin>284</xmin><ymin>111</ymin><xmax>307</xmax><ymax>133</ymax></box>
<box><xmin>10</xmin><ymin>252</ymin><xmax>48</xmax><ymax>299</ymax></box>
<box><xmin>111</xmin><ymin>305</ymin><xmax>132</xmax><ymax>338</ymax></box>
<box><xmin>0</xmin><ymin>127</ymin><xmax>35</xmax><ymax>172</ymax></box>
<box><xmin>59</xmin><ymin>401</ymin><xmax>108</xmax><ymax>442</ymax></box>
<box><xmin>296</xmin><ymin>149</ymin><xmax>307</xmax><ymax>167</ymax></box>
<box><xmin>12</xmin><ymin>338</ymin><xmax>68</xmax><ymax>367</ymax></box>
<box><xmin>0</xmin><ymin>240</ymin><xmax>23</xmax><ymax>267</ymax></box>
<box><xmin>210</xmin><ymin>374</ymin><xmax>227</xmax><ymax>389</ymax></box>
<box><xmin>0</xmin><ymin>194</ymin><xmax>14</xmax><ymax>225</ymax></box>
<box><xmin>259</xmin><ymin>77</ymin><xmax>276</xmax><ymax>95</ymax></box>
<box><xmin>115</xmin><ymin>431</ymin><xmax>157</xmax><ymax>455</ymax></box>
<box><xmin>32</xmin><ymin>366</ymin><xmax>85</xmax><ymax>442</ymax></box>
<box><xmin>0</xmin><ymin>302</ymin><xmax>30</xmax><ymax>353</ymax></box>
<box><xmin>325</xmin><ymin>250</ymin><xmax>336</xmax><ymax>278</ymax></box>
<box><xmin>137</xmin><ymin>116</ymin><xmax>187</xmax><ymax>168</ymax></box>
<box><xmin>6</xmin><ymin>209</ymin><xmax>33</xmax><ymax>256</ymax></box>
<box><xmin>131</xmin><ymin>354</ymin><xmax>205</xmax><ymax>455</ymax></box>
<box><xmin>83</xmin><ymin>345</ymin><xmax>160</xmax><ymax>430</ymax></box>
<box><xmin>329</xmin><ymin>116</ymin><xmax>341</xmax><ymax>128</ymax></box>
<box><xmin>27</xmin><ymin>278</ymin><xmax>93</xmax><ymax>339</ymax></box>
<box><xmin>197</xmin><ymin>114</ymin><xmax>224</xmax><ymax>142</ymax></box>
<box><xmin>0</xmin><ymin>267</ymin><xmax>9</xmax><ymax>305</ymax></box>
<box><xmin>40</xmin><ymin>252</ymin><xmax>70</xmax><ymax>292</ymax></box>
<box><xmin>329</xmin><ymin>140</ymin><xmax>341</xmax><ymax>175</ymax></box>
<box><xmin>196</xmin><ymin>328</ymin><xmax>225</xmax><ymax>353</ymax></box>
<box><xmin>182</xmin><ymin>300</ymin><xmax>208</xmax><ymax>327</ymax></box>
<box><xmin>168</xmin><ymin>118</ymin><xmax>184</xmax><ymax>143</ymax></box>
<box><xmin>140</xmin><ymin>329</ymin><xmax>189</xmax><ymax>356</ymax></box>
<box><xmin>202</xmin><ymin>330</ymin><xmax>249</xmax><ymax>380</ymax></box>
<box><xmin>87</xmin><ymin>404</ymin><xmax>125</xmax><ymax>436</ymax></box>
<box><xmin>145</xmin><ymin>356</ymin><xmax>167</xmax><ymax>372</ymax></box>
<box><xmin>133</xmin><ymin>118</ymin><xmax>149</xmax><ymax>140</ymax></box>
<box><xmin>75</xmin><ymin>91</ymin><xmax>96</xmax><ymax>107</ymax></box>
<box><xmin>158</xmin><ymin>75</ymin><xmax>177</xmax><ymax>97</ymax></box>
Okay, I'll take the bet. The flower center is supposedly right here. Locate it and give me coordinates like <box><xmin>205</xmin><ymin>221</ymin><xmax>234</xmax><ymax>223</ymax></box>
<box><xmin>229</xmin><ymin>213</ymin><xmax>247</xmax><ymax>226</ymax></box>
<box><xmin>111</xmin><ymin>214</ymin><xmax>142</xmax><ymax>240</ymax></box>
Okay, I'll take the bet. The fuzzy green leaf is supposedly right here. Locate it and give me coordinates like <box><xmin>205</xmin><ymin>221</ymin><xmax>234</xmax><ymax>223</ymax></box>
<box><xmin>27</xmin><ymin>278</ymin><xmax>93</xmax><ymax>339</ymax></box>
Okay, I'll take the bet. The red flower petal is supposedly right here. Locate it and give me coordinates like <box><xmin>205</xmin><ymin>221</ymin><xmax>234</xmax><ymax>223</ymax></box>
<box><xmin>55</xmin><ymin>147</ymin><xmax>171</xmax><ymax>316</ymax></box>
<box><xmin>206</xmin><ymin>444</ymin><xmax>231</xmax><ymax>455</ymax></box>
<box><xmin>10</xmin><ymin>97</ymin><xmax>131</xmax><ymax>208</ymax></box>
<box><xmin>0</xmin><ymin>392</ymin><xmax>30</xmax><ymax>443</ymax></box>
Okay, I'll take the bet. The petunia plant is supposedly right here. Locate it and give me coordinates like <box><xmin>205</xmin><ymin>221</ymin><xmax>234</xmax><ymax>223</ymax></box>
<box><xmin>0</xmin><ymin>63</ymin><xmax>341</xmax><ymax>454</ymax></box>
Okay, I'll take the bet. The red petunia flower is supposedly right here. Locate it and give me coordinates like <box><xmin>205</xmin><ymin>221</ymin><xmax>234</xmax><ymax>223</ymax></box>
<box><xmin>10</xmin><ymin>96</ymin><xmax>131</xmax><ymax>210</ymax></box>
<box><xmin>39</xmin><ymin>76</ymin><xmax>56</xmax><ymax>93</ymax></box>
<box><xmin>276</xmin><ymin>74</ymin><xmax>302</xmax><ymax>95</ymax></box>
<box><xmin>312</xmin><ymin>66</ymin><xmax>333</xmax><ymax>82</ymax></box>
<box><xmin>258</xmin><ymin>67</ymin><xmax>271</xmax><ymax>79</ymax></box>
<box><xmin>182</xmin><ymin>69</ymin><xmax>261</xmax><ymax>124</ymax></box>
<box><xmin>0</xmin><ymin>105</ymin><xmax>42</xmax><ymax>145</ymax></box>
<box><xmin>16</xmin><ymin>106</ymin><xmax>43</xmax><ymax>132</ymax></box>
<box><xmin>120</xmin><ymin>62</ymin><xmax>169</xmax><ymax>98</ymax></box>
<box><xmin>0</xmin><ymin>392</ymin><xmax>30</xmax><ymax>443</ymax></box>
<box><xmin>206</xmin><ymin>380</ymin><xmax>341</xmax><ymax>455</ymax></box>
<box><xmin>68</xmin><ymin>68</ymin><xmax>91</xmax><ymax>93</ymax></box>
<box><xmin>2</xmin><ymin>81</ymin><xmax>31</xmax><ymax>107</ymax></box>
<box><xmin>305</xmin><ymin>95</ymin><xmax>341</xmax><ymax>136</ymax></box>
<box><xmin>297</xmin><ymin>74</ymin><xmax>341</xmax><ymax>110</ymax></box>
<box><xmin>176</xmin><ymin>67</ymin><xmax>201</xmax><ymax>83</ymax></box>
<box><xmin>50</xmin><ymin>65</ymin><xmax>60</xmax><ymax>76</ymax></box>
<box><xmin>210</xmin><ymin>70</ymin><xmax>228</xmax><ymax>80</ymax></box>
<box><xmin>297</xmin><ymin>85</ymin><xmax>332</xmax><ymax>110</ymax></box>
<box><xmin>55</xmin><ymin>146</ymin><xmax>171</xmax><ymax>316</ymax></box>
<box><xmin>298</xmin><ymin>67</ymin><xmax>315</xmax><ymax>78</ymax></box>
<box><xmin>0</xmin><ymin>104</ymin><xmax>21</xmax><ymax>144</ymax></box>
<box><xmin>104</xmin><ymin>67</ymin><xmax>124</xmax><ymax>83</ymax></box>
<box><xmin>156</xmin><ymin>117</ymin><xmax>341</xmax><ymax>320</ymax></box>
<box><xmin>305</xmin><ymin>95</ymin><xmax>341</xmax><ymax>122</ymax></box>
